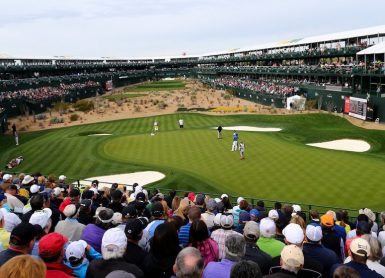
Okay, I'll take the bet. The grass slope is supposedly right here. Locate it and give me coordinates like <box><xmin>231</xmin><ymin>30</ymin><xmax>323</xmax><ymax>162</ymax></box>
<box><xmin>2</xmin><ymin>113</ymin><xmax>385</xmax><ymax>210</ymax></box>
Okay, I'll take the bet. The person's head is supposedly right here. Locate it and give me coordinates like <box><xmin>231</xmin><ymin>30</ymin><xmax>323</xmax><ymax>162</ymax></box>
<box><xmin>274</xmin><ymin>202</ymin><xmax>282</xmax><ymax>210</ymax></box>
<box><xmin>361</xmin><ymin>234</ymin><xmax>382</xmax><ymax>261</ymax></box>
<box><xmin>282</xmin><ymin>223</ymin><xmax>304</xmax><ymax>246</ymax></box>
<box><xmin>239</xmin><ymin>200</ymin><xmax>249</xmax><ymax>210</ymax></box>
<box><xmin>256</xmin><ymin>200</ymin><xmax>264</xmax><ymax>209</ymax></box>
<box><xmin>309</xmin><ymin>209</ymin><xmax>319</xmax><ymax>220</ymax></box>
<box><xmin>225</xmin><ymin>235</ymin><xmax>246</xmax><ymax>262</ymax></box>
<box><xmin>9</xmin><ymin>222</ymin><xmax>37</xmax><ymax>253</ymax></box>
<box><xmin>39</xmin><ymin>232</ymin><xmax>68</xmax><ymax>263</ymax></box>
<box><xmin>169</xmin><ymin>189</ymin><xmax>177</xmax><ymax>198</ymax></box>
<box><xmin>206</xmin><ymin>198</ymin><xmax>217</xmax><ymax>212</ymax></box>
<box><xmin>95</xmin><ymin>208</ymin><xmax>114</xmax><ymax>229</ymax></box>
<box><xmin>171</xmin><ymin>196</ymin><xmax>181</xmax><ymax>211</ymax></box>
<box><xmin>175</xmin><ymin>198</ymin><xmax>192</xmax><ymax>220</ymax></box>
<box><xmin>332</xmin><ymin>265</ymin><xmax>361</xmax><ymax>278</ymax></box>
<box><xmin>243</xmin><ymin>221</ymin><xmax>260</xmax><ymax>242</ymax></box>
<box><xmin>30</xmin><ymin>194</ymin><xmax>44</xmax><ymax>211</ymax></box>
<box><xmin>259</xmin><ymin>218</ymin><xmax>276</xmax><ymax>238</ymax></box>
<box><xmin>65</xmin><ymin>240</ymin><xmax>88</xmax><ymax>267</ymax></box>
<box><xmin>29</xmin><ymin>208</ymin><xmax>52</xmax><ymax>233</ymax></box>
<box><xmin>151</xmin><ymin>222</ymin><xmax>180</xmax><ymax>257</ymax></box>
<box><xmin>111</xmin><ymin>189</ymin><xmax>123</xmax><ymax>202</ymax></box>
<box><xmin>3</xmin><ymin>212</ymin><xmax>21</xmax><ymax>233</ymax></box>
<box><xmin>230</xmin><ymin>260</ymin><xmax>262</xmax><ymax>278</ymax></box>
<box><xmin>63</xmin><ymin>204</ymin><xmax>79</xmax><ymax>219</ymax></box>
<box><xmin>280</xmin><ymin>245</ymin><xmax>304</xmax><ymax>274</ymax></box>
<box><xmin>320</xmin><ymin>214</ymin><xmax>334</xmax><ymax>229</ymax></box>
<box><xmin>220</xmin><ymin>214</ymin><xmax>234</xmax><ymax>230</ymax></box>
<box><xmin>305</xmin><ymin>224</ymin><xmax>323</xmax><ymax>243</ymax></box>
<box><xmin>0</xmin><ymin>255</ymin><xmax>46</xmax><ymax>278</ymax></box>
<box><xmin>350</xmin><ymin>237</ymin><xmax>370</xmax><ymax>264</ymax></box>
<box><xmin>189</xmin><ymin>220</ymin><xmax>209</xmax><ymax>247</ymax></box>
<box><xmin>80</xmin><ymin>199</ymin><xmax>92</xmax><ymax>214</ymax></box>
<box><xmin>188</xmin><ymin>206</ymin><xmax>201</xmax><ymax>223</ymax></box>
<box><xmin>151</xmin><ymin>201</ymin><xmax>165</xmax><ymax>219</ymax></box>
<box><xmin>173</xmin><ymin>247</ymin><xmax>204</xmax><ymax>278</ymax></box>
<box><xmin>69</xmin><ymin>188</ymin><xmax>81</xmax><ymax>204</ymax></box>
<box><xmin>101</xmin><ymin>227</ymin><xmax>127</xmax><ymax>260</ymax></box>
<box><xmin>290</xmin><ymin>214</ymin><xmax>305</xmax><ymax>229</ymax></box>
<box><xmin>195</xmin><ymin>193</ymin><xmax>205</xmax><ymax>206</ymax></box>
<box><xmin>282</xmin><ymin>204</ymin><xmax>293</xmax><ymax>217</ymax></box>
<box><xmin>167</xmin><ymin>215</ymin><xmax>184</xmax><ymax>232</ymax></box>
<box><xmin>356</xmin><ymin>221</ymin><xmax>371</xmax><ymax>236</ymax></box>
<box><xmin>125</xmin><ymin>218</ymin><xmax>145</xmax><ymax>242</ymax></box>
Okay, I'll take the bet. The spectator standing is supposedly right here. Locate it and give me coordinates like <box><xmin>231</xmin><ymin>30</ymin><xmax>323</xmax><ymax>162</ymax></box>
<box><xmin>55</xmin><ymin>204</ymin><xmax>85</xmax><ymax>241</ymax></box>
<box><xmin>123</xmin><ymin>218</ymin><xmax>148</xmax><ymax>271</ymax></box>
<box><xmin>201</xmin><ymin>199</ymin><xmax>217</xmax><ymax>230</ymax></box>
<box><xmin>0</xmin><ymin>255</ymin><xmax>46</xmax><ymax>278</ymax></box>
<box><xmin>173</xmin><ymin>247</ymin><xmax>204</xmax><ymax>278</ymax></box>
<box><xmin>179</xmin><ymin>206</ymin><xmax>202</xmax><ymax>248</ymax></box>
<box><xmin>257</xmin><ymin>218</ymin><xmax>285</xmax><ymax>259</ymax></box>
<box><xmin>211</xmin><ymin>214</ymin><xmax>240</xmax><ymax>259</ymax></box>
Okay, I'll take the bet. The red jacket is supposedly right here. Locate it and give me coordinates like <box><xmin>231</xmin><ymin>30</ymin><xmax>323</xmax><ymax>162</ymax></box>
<box><xmin>45</xmin><ymin>262</ymin><xmax>74</xmax><ymax>278</ymax></box>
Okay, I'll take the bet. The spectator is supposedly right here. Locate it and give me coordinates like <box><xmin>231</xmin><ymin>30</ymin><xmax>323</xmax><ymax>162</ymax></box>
<box><xmin>0</xmin><ymin>222</ymin><xmax>36</xmax><ymax>266</ymax></box>
<box><xmin>230</xmin><ymin>260</ymin><xmax>262</xmax><ymax>278</ymax></box>
<box><xmin>0</xmin><ymin>254</ymin><xmax>46</xmax><ymax>278</ymax></box>
<box><xmin>3</xmin><ymin>212</ymin><xmax>21</xmax><ymax>233</ymax></box>
<box><xmin>235</xmin><ymin>211</ymin><xmax>250</xmax><ymax>234</ymax></box>
<box><xmin>86</xmin><ymin>227</ymin><xmax>143</xmax><ymax>278</ymax></box>
<box><xmin>332</xmin><ymin>265</ymin><xmax>360</xmax><ymax>278</ymax></box>
<box><xmin>29</xmin><ymin>208</ymin><xmax>53</xmax><ymax>256</ymax></box>
<box><xmin>173</xmin><ymin>247</ymin><xmax>204</xmax><ymax>278</ymax></box>
<box><xmin>201</xmin><ymin>198</ymin><xmax>217</xmax><ymax>230</ymax></box>
<box><xmin>320</xmin><ymin>214</ymin><xmax>344</xmax><ymax>260</ymax></box>
<box><xmin>38</xmin><ymin>232</ymin><xmax>73</xmax><ymax>278</ymax></box>
<box><xmin>194</xmin><ymin>193</ymin><xmax>206</xmax><ymax>213</ymax></box>
<box><xmin>203</xmin><ymin>234</ymin><xmax>246</xmax><ymax>278</ymax></box>
<box><xmin>55</xmin><ymin>204</ymin><xmax>85</xmax><ymax>241</ymax></box>
<box><xmin>264</xmin><ymin>245</ymin><xmax>304</xmax><ymax>277</ymax></box>
<box><xmin>179</xmin><ymin>206</ymin><xmax>201</xmax><ymax>248</ymax></box>
<box><xmin>189</xmin><ymin>219</ymin><xmax>219</xmax><ymax>266</ymax></box>
<box><xmin>139</xmin><ymin>201</ymin><xmax>166</xmax><ymax>251</ymax></box>
<box><xmin>0</xmin><ymin>209</ymin><xmax>11</xmax><ymax>249</ymax></box>
<box><xmin>174</xmin><ymin>198</ymin><xmax>192</xmax><ymax>225</ymax></box>
<box><xmin>164</xmin><ymin>189</ymin><xmax>176</xmax><ymax>209</ymax></box>
<box><xmin>107</xmin><ymin>190</ymin><xmax>124</xmax><ymax>213</ymax></box>
<box><xmin>211</xmin><ymin>214</ymin><xmax>240</xmax><ymax>259</ymax></box>
<box><xmin>142</xmin><ymin>222</ymin><xmax>181</xmax><ymax>278</ymax></box>
<box><xmin>243</xmin><ymin>220</ymin><xmax>272</xmax><ymax>275</ymax></box>
<box><xmin>232</xmin><ymin>197</ymin><xmax>245</xmax><ymax>225</ymax></box>
<box><xmin>257</xmin><ymin>218</ymin><xmax>285</xmax><ymax>258</ymax></box>
<box><xmin>78</xmin><ymin>199</ymin><xmax>94</xmax><ymax>226</ymax></box>
<box><xmin>123</xmin><ymin>218</ymin><xmax>148</xmax><ymax>270</ymax></box>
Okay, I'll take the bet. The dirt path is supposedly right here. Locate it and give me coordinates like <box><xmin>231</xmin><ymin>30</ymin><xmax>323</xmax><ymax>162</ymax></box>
<box><xmin>7</xmin><ymin>79</ymin><xmax>385</xmax><ymax>132</ymax></box>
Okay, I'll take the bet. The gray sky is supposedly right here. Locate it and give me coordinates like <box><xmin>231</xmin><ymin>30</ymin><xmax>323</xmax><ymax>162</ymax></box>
<box><xmin>0</xmin><ymin>0</ymin><xmax>384</xmax><ymax>58</ymax></box>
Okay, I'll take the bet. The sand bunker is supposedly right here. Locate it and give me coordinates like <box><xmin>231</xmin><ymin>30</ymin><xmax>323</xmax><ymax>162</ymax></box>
<box><xmin>214</xmin><ymin>126</ymin><xmax>282</xmax><ymax>132</ymax></box>
<box><xmin>307</xmin><ymin>139</ymin><xmax>370</xmax><ymax>152</ymax></box>
<box><xmin>87</xmin><ymin>133</ymin><xmax>112</xmax><ymax>136</ymax></box>
<box><xmin>77</xmin><ymin>171</ymin><xmax>165</xmax><ymax>190</ymax></box>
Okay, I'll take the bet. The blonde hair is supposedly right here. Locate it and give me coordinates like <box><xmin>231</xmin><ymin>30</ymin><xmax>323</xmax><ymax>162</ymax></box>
<box><xmin>290</xmin><ymin>214</ymin><xmax>305</xmax><ymax>229</ymax></box>
<box><xmin>0</xmin><ymin>255</ymin><xmax>46</xmax><ymax>278</ymax></box>
<box><xmin>172</xmin><ymin>196</ymin><xmax>181</xmax><ymax>212</ymax></box>
<box><xmin>174</xmin><ymin>198</ymin><xmax>192</xmax><ymax>221</ymax></box>
<box><xmin>362</xmin><ymin>234</ymin><xmax>382</xmax><ymax>261</ymax></box>
<box><xmin>160</xmin><ymin>200</ymin><xmax>169</xmax><ymax>219</ymax></box>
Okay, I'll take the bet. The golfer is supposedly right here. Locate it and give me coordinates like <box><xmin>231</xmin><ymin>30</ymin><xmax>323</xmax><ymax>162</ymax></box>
<box><xmin>217</xmin><ymin>125</ymin><xmax>222</xmax><ymax>139</ymax></box>
<box><xmin>239</xmin><ymin>141</ymin><xmax>245</xmax><ymax>159</ymax></box>
<box><xmin>179</xmin><ymin>118</ymin><xmax>184</xmax><ymax>128</ymax></box>
<box><xmin>153</xmin><ymin>120</ymin><xmax>159</xmax><ymax>134</ymax></box>
<box><xmin>231</xmin><ymin>131</ymin><xmax>238</xmax><ymax>151</ymax></box>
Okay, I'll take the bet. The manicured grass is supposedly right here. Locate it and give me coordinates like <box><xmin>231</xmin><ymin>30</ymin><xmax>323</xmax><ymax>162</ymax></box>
<box><xmin>102</xmin><ymin>93</ymin><xmax>147</xmax><ymax>101</ymax></box>
<box><xmin>125</xmin><ymin>80</ymin><xmax>186</xmax><ymax>92</ymax></box>
<box><xmin>2</xmin><ymin>113</ymin><xmax>385</xmax><ymax>210</ymax></box>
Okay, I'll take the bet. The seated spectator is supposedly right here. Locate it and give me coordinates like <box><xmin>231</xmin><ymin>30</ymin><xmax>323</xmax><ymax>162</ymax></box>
<box><xmin>86</xmin><ymin>227</ymin><xmax>143</xmax><ymax>278</ymax></box>
<box><xmin>309</xmin><ymin>209</ymin><xmax>320</xmax><ymax>225</ymax></box>
<box><xmin>173</xmin><ymin>247</ymin><xmax>204</xmax><ymax>278</ymax></box>
<box><xmin>256</xmin><ymin>218</ymin><xmax>285</xmax><ymax>258</ymax></box>
<box><xmin>38</xmin><ymin>232</ymin><xmax>73</xmax><ymax>278</ymax></box>
<box><xmin>0</xmin><ymin>222</ymin><xmax>36</xmax><ymax>266</ymax></box>
<box><xmin>189</xmin><ymin>219</ymin><xmax>219</xmax><ymax>266</ymax></box>
<box><xmin>243</xmin><ymin>220</ymin><xmax>272</xmax><ymax>275</ymax></box>
<box><xmin>345</xmin><ymin>221</ymin><xmax>371</xmax><ymax>256</ymax></box>
<box><xmin>81</xmin><ymin>207</ymin><xmax>114</xmax><ymax>253</ymax></box>
<box><xmin>0</xmin><ymin>254</ymin><xmax>46</xmax><ymax>278</ymax></box>
<box><xmin>55</xmin><ymin>204</ymin><xmax>85</xmax><ymax>241</ymax></box>
<box><xmin>211</xmin><ymin>214</ymin><xmax>240</xmax><ymax>259</ymax></box>
<box><xmin>230</xmin><ymin>260</ymin><xmax>262</xmax><ymax>278</ymax></box>
<box><xmin>194</xmin><ymin>193</ymin><xmax>206</xmax><ymax>213</ymax></box>
<box><xmin>142</xmin><ymin>222</ymin><xmax>181</xmax><ymax>278</ymax></box>
<box><xmin>123</xmin><ymin>218</ymin><xmax>148</xmax><ymax>270</ymax></box>
<box><xmin>64</xmin><ymin>240</ymin><xmax>102</xmax><ymax>278</ymax></box>
<box><xmin>203</xmin><ymin>234</ymin><xmax>246</xmax><ymax>278</ymax></box>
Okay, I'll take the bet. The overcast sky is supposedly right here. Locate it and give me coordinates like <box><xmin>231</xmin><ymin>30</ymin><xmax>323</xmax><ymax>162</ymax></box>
<box><xmin>0</xmin><ymin>0</ymin><xmax>384</xmax><ymax>58</ymax></box>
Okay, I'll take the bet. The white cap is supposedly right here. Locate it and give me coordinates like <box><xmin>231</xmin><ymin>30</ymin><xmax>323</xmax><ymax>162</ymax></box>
<box><xmin>2</xmin><ymin>174</ymin><xmax>12</xmax><ymax>181</ymax></box>
<box><xmin>66</xmin><ymin>240</ymin><xmax>87</xmax><ymax>260</ymax></box>
<box><xmin>63</xmin><ymin>204</ymin><xmax>78</xmax><ymax>218</ymax></box>
<box><xmin>102</xmin><ymin>227</ymin><xmax>127</xmax><ymax>252</ymax></box>
<box><xmin>237</xmin><ymin>197</ymin><xmax>244</xmax><ymax>205</ymax></box>
<box><xmin>260</xmin><ymin>218</ymin><xmax>276</xmax><ymax>237</ymax></box>
<box><xmin>29</xmin><ymin>208</ymin><xmax>52</xmax><ymax>229</ymax></box>
<box><xmin>112</xmin><ymin>212</ymin><xmax>123</xmax><ymax>225</ymax></box>
<box><xmin>268</xmin><ymin>209</ymin><xmax>279</xmax><ymax>220</ymax></box>
<box><xmin>4</xmin><ymin>212</ymin><xmax>21</xmax><ymax>233</ymax></box>
<box><xmin>306</xmin><ymin>225</ymin><xmax>323</xmax><ymax>242</ymax></box>
<box><xmin>30</xmin><ymin>184</ymin><xmax>41</xmax><ymax>194</ymax></box>
<box><xmin>292</xmin><ymin>205</ymin><xmax>301</xmax><ymax>213</ymax></box>
<box><xmin>214</xmin><ymin>213</ymin><xmax>222</xmax><ymax>226</ymax></box>
<box><xmin>221</xmin><ymin>194</ymin><xmax>229</xmax><ymax>199</ymax></box>
<box><xmin>214</xmin><ymin>198</ymin><xmax>222</xmax><ymax>203</ymax></box>
<box><xmin>59</xmin><ymin>175</ymin><xmax>67</xmax><ymax>181</ymax></box>
<box><xmin>53</xmin><ymin>187</ymin><xmax>64</xmax><ymax>197</ymax></box>
<box><xmin>89</xmin><ymin>188</ymin><xmax>99</xmax><ymax>195</ymax></box>
<box><xmin>22</xmin><ymin>175</ymin><xmax>34</xmax><ymax>185</ymax></box>
<box><xmin>220</xmin><ymin>214</ymin><xmax>234</xmax><ymax>228</ymax></box>
<box><xmin>282</xmin><ymin>223</ymin><xmax>304</xmax><ymax>244</ymax></box>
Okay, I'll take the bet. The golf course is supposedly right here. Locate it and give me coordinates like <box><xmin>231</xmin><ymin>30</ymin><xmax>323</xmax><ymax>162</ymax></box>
<box><xmin>2</xmin><ymin>112</ymin><xmax>385</xmax><ymax>211</ymax></box>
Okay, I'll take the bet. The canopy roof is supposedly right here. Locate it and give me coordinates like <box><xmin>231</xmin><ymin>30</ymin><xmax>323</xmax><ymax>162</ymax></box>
<box><xmin>357</xmin><ymin>41</ymin><xmax>385</xmax><ymax>55</ymax></box>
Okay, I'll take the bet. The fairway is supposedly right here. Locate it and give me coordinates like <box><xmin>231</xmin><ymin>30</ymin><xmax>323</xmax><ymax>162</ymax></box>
<box><xmin>2</xmin><ymin>113</ymin><xmax>385</xmax><ymax>210</ymax></box>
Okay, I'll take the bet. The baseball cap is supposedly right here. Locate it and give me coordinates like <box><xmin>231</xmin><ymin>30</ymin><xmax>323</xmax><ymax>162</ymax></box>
<box><xmin>260</xmin><ymin>218</ymin><xmax>276</xmax><ymax>237</ymax></box>
<box><xmin>136</xmin><ymin>192</ymin><xmax>146</xmax><ymax>202</ymax></box>
<box><xmin>243</xmin><ymin>221</ymin><xmax>260</xmax><ymax>240</ymax></box>
<box><xmin>250</xmin><ymin>209</ymin><xmax>260</xmax><ymax>218</ymax></box>
<box><xmin>359</xmin><ymin>208</ymin><xmax>376</xmax><ymax>222</ymax></box>
<box><xmin>58</xmin><ymin>175</ymin><xmax>67</xmax><ymax>181</ymax></box>
<box><xmin>281</xmin><ymin>245</ymin><xmax>304</xmax><ymax>268</ymax></box>
<box><xmin>292</xmin><ymin>205</ymin><xmax>301</xmax><ymax>213</ymax></box>
<box><xmin>112</xmin><ymin>212</ymin><xmax>123</xmax><ymax>225</ymax></box>
<box><xmin>22</xmin><ymin>175</ymin><xmax>34</xmax><ymax>185</ymax></box>
<box><xmin>80</xmin><ymin>199</ymin><xmax>92</xmax><ymax>209</ymax></box>
<box><xmin>305</xmin><ymin>224</ymin><xmax>323</xmax><ymax>242</ymax></box>
<box><xmin>30</xmin><ymin>184</ymin><xmax>41</xmax><ymax>194</ymax></box>
<box><xmin>63</xmin><ymin>204</ymin><xmax>78</xmax><ymax>218</ymax></box>
<box><xmin>10</xmin><ymin>222</ymin><xmax>37</xmax><ymax>246</ymax></box>
<box><xmin>237</xmin><ymin>197</ymin><xmax>245</xmax><ymax>205</ymax></box>
<box><xmin>39</xmin><ymin>232</ymin><xmax>68</xmax><ymax>258</ymax></box>
<box><xmin>321</xmin><ymin>214</ymin><xmax>334</xmax><ymax>227</ymax></box>
<box><xmin>239</xmin><ymin>211</ymin><xmax>251</xmax><ymax>224</ymax></box>
<box><xmin>3</xmin><ymin>212</ymin><xmax>21</xmax><ymax>233</ymax></box>
<box><xmin>187</xmin><ymin>192</ymin><xmax>195</xmax><ymax>202</ymax></box>
<box><xmin>52</xmin><ymin>187</ymin><xmax>64</xmax><ymax>197</ymax></box>
<box><xmin>205</xmin><ymin>199</ymin><xmax>216</xmax><ymax>211</ymax></box>
<box><xmin>66</xmin><ymin>240</ymin><xmax>87</xmax><ymax>262</ymax></box>
<box><xmin>220</xmin><ymin>214</ymin><xmax>234</xmax><ymax>228</ymax></box>
<box><xmin>29</xmin><ymin>208</ymin><xmax>52</xmax><ymax>229</ymax></box>
<box><xmin>220</xmin><ymin>194</ymin><xmax>228</xmax><ymax>199</ymax></box>
<box><xmin>214</xmin><ymin>213</ymin><xmax>222</xmax><ymax>226</ymax></box>
<box><xmin>268</xmin><ymin>209</ymin><xmax>279</xmax><ymax>220</ymax></box>
<box><xmin>125</xmin><ymin>218</ymin><xmax>145</xmax><ymax>239</ymax></box>
<box><xmin>122</xmin><ymin>205</ymin><xmax>138</xmax><ymax>218</ymax></box>
<box><xmin>97</xmin><ymin>208</ymin><xmax>114</xmax><ymax>223</ymax></box>
<box><xmin>151</xmin><ymin>202</ymin><xmax>164</xmax><ymax>217</ymax></box>
<box><xmin>195</xmin><ymin>193</ymin><xmax>205</xmax><ymax>206</ymax></box>
<box><xmin>102</xmin><ymin>227</ymin><xmax>127</xmax><ymax>252</ymax></box>
<box><xmin>350</xmin><ymin>237</ymin><xmax>370</xmax><ymax>257</ymax></box>
<box><xmin>2</xmin><ymin>174</ymin><xmax>12</xmax><ymax>181</ymax></box>
<box><xmin>282</xmin><ymin>223</ymin><xmax>304</xmax><ymax>245</ymax></box>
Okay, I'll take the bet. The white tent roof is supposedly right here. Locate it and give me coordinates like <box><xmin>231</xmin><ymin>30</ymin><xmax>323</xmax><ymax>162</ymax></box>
<box><xmin>357</xmin><ymin>41</ymin><xmax>385</xmax><ymax>55</ymax></box>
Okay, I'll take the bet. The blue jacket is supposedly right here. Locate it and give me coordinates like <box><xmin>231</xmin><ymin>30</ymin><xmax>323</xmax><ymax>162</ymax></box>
<box><xmin>64</xmin><ymin>247</ymin><xmax>102</xmax><ymax>278</ymax></box>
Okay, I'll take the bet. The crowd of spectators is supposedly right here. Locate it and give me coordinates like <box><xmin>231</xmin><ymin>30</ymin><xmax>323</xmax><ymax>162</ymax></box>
<box><xmin>1</xmin><ymin>172</ymin><xmax>385</xmax><ymax>277</ymax></box>
<box><xmin>0</xmin><ymin>81</ymin><xmax>100</xmax><ymax>103</ymax></box>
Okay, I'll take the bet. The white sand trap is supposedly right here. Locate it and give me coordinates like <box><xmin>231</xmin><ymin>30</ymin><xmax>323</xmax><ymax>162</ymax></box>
<box><xmin>87</xmin><ymin>133</ymin><xmax>112</xmax><ymax>136</ymax></box>
<box><xmin>77</xmin><ymin>171</ymin><xmax>165</xmax><ymax>190</ymax></box>
<box><xmin>307</xmin><ymin>139</ymin><xmax>370</xmax><ymax>152</ymax></box>
<box><xmin>214</xmin><ymin>126</ymin><xmax>282</xmax><ymax>132</ymax></box>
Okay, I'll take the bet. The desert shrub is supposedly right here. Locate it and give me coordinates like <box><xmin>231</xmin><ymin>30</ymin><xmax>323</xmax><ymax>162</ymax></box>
<box><xmin>35</xmin><ymin>113</ymin><xmax>46</xmax><ymax>120</ymax></box>
<box><xmin>158</xmin><ymin>101</ymin><xmax>167</xmax><ymax>109</ymax></box>
<box><xmin>53</xmin><ymin>102</ymin><xmax>70</xmax><ymax>114</ymax></box>
<box><xmin>50</xmin><ymin>117</ymin><xmax>64</xmax><ymax>124</ymax></box>
<box><xmin>70</xmin><ymin>114</ymin><xmax>79</xmax><ymax>121</ymax></box>
<box><xmin>74</xmin><ymin>100</ymin><xmax>94</xmax><ymax>112</ymax></box>
<box><xmin>305</xmin><ymin>99</ymin><xmax>317</xmax><ymax>110</ymax></box>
